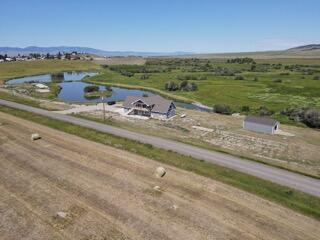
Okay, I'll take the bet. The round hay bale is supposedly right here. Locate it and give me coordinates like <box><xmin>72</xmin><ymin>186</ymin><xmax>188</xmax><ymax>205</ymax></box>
<box><xmin>56</xmin><ymin>211</ymin><xmax>68</xmax><ymax>219</ymax></box>
<box><xmin>31</xmin><ymin>133</ymin><xmax>41</xmax><ymax>141</ymax></box>
<box><xmin>155</xmin><ymin>167</ymin><xmax>166</xmax><ymax>178</ymax></box>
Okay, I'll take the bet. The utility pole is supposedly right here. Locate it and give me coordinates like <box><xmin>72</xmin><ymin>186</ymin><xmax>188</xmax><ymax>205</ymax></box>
<box><xmin>101</xmin><ymin>95</ymin><xmax>106</xmax><ymax>122</ymax></box>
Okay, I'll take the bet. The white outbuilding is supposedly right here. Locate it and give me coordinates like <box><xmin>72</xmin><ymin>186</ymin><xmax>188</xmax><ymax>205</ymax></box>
<box><xmin>243</xmin><ymin>116</ymin><xmax>279</xmax><ymax>134</ymax></box>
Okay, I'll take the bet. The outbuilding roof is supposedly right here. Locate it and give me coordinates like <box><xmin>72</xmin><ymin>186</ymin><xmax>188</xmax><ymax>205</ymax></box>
<box><xmin>123</xmin><ymin>95</ymin><xmax>175</xmax><ymax>114</ymax></box>
<box><xmin>244</xmin><ymin>116</ymin><xmax>278</xmax><ymax>126</ymax></box>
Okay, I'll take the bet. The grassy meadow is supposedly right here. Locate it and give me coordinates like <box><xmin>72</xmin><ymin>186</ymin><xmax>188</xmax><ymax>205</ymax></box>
<box><xmin>86</xmin><ymin>58</ymin><xmax>320</xmax><ymax>124</ymax></box>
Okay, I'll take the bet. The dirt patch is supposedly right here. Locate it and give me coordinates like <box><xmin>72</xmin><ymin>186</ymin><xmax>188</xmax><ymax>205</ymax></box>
<box><xmin>0</xmin><ymin>112</ymin><xmax>320</xmax><ymax>240</ymax></box>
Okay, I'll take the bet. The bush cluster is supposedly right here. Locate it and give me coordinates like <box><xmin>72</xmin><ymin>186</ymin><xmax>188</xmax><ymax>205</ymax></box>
<box><xmin>227</xmin><ymin>57</ymin><xmax>255</xmax><ymax>64</ymax></box>
<box><xmin>281</xmin><ymin>107</ymin><xmax>320</xmax><ymax>128</ymax></box>
<box><xmin>84</xmin><ymin>85</ymin><xmax>99</xmax><ymax>93</ymax></box>
<box><xmin>213</xmin><ymin>104</ymin><xmax>232</xmax><ymax>115</ymax></box>
<box><xmin>164</xmin><ymin>80</ymin><xmax>198</xmax><ymax>92</ymax></box>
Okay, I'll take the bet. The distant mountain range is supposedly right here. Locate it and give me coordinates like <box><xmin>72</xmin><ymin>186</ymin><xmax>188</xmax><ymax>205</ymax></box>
<box><xmin>183</xmin><ymin>44</ymin><xmax>320</xmax><ymax>59</ymax></box>
<box><xmin>287</xmin><ymin>44</ymin><xmax>320</xmax><ymax>51</ymax></box>
<box><xmin>0</xmin><ymin>46</ymin><xmax>191</xmax><ymax>57</ymax></box>
<box><xmin>0</xmin><ymin>44</ymin><xmax>319</xmax><ymax>58</ymax></box>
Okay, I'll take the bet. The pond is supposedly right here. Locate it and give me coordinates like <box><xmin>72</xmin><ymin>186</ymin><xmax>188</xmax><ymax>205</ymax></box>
<box><xmin>58</xmin><ymin>82</ymin><xmax>154</xmax><ymax>103</ymax></box>
<box><xmin>6</xmin><ymin>71</ymin><xmax>155</xmax><ymax>103</ymax></box>
<box><xmin>6</xmin><ymin>71</ymin><xmax>212</xmax><ymax>111</ymax></box>
<box><xmin>6</xmin><ymin>71</ymin><xmax>98</xmax><ymax>85</ymax></box>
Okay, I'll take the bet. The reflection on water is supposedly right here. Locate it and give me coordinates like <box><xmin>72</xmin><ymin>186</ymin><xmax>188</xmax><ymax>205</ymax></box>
<box><xmin>6</xmin><ymin>71</ymin><xmax>98</xmax><ymax>85</ymax></box>
<box><xmin>58</xmin><ymin>81</ymin><xmax>154</xmax><ymax>103</ymax></box>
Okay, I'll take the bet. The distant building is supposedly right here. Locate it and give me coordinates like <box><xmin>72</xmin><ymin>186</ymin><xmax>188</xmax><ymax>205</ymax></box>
<box><xmin>123</xmin><ymin>95</ymin><xmax>176</xmax><ymax>119</ymax></box>
<box><xmin>35</xmin><ymin>83</ymin><xmax>49</xmax><ymax>89</ymax></box>
<box><xmin>243</xmin><ymin>116</ymin><xmax>279</xmax><ymax>134</ymax></box>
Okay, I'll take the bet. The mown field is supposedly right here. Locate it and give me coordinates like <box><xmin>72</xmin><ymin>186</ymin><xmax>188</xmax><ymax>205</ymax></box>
<box><xmin>1</xmin><ymin>106</ymin><xmax>320</xmax><ymax>221</ymax></box>
<box><xmin>86</xmin><ymin>58</ymin><xmax>320</xmax><ymax>124</ymax></box>
<box><xmin>1</xmin><ymin>111</ymin><xmax>320</xmax><ymax>239</ymax></box>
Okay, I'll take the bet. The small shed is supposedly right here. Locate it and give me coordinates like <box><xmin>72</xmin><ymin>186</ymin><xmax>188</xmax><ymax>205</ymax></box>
<box><xmin>243</xmin><ymin>116</ymin><xmax>279</xmax><ymax>134</ymax></box>
<box><xmin>35</xmin><ymin>83</ymin><xmax>49</xmax><ymax>89</ymax></box>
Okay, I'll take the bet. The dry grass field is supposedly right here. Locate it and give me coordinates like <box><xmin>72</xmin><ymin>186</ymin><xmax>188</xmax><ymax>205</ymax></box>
<box><xmin>94</xmin><ymin>56</ymin><xmax>146</xmax><ymax>65</ymax></box>
<box><xmin>1</xmin><ymin>112</ymin><xmax>320</xmax><ymax>240</ymax></box>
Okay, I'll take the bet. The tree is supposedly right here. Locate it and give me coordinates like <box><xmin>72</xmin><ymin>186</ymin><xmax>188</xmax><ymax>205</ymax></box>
<box><xmin>303</xmin><ymin>109</ymin><xmax>320</xmax><ymax>128</ymax></box>
<box><xmin>84</xmin><ymin>85</ymin><xmax>99</xmax><ymax>93</ymax></box>
<box><xmin>140</xmin><ymin>73</ymin><xmax>150</xmax><ymax>80</ymax></box>
<box><xmin>164</xmin><ymin>81</ymin><xmax>179</xmax><ymax>91</ymax></box>
<box><xmin>259</xmin><ymin>106</ymin><xmax>274</xmax><ymax>116</ymax></box>
<box><xmin>213</xmin><ymin>104</ymin><xmax>232</xmax><ymax>115</ymax></box>
<box><xmin>241</xmin><ymin>106</ymin><xmax>250</xmax><ymax>112</ymax></box>
<box><xmin>234</xmin><ymin>75</ymin><xmax>244</xmax><ymax>80</ymax></box>
<box><xmin>57</xmin><ymin>51</ymin><xmax>62</xmax><ymax>59</ymax></box>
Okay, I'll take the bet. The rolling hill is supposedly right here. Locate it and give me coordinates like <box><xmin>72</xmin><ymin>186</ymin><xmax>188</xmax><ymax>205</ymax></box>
<box><xmin>185</xmin><ymin>44</ymin><xmax>320</xmax><ymax>59</ymax></box>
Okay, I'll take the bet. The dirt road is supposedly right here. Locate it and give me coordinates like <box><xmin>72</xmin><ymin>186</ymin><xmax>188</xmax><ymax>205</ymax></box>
<box><xmin>0</xmin><ymin>112</ymin><xmax>319</xmax><ymax>239</ymax></box>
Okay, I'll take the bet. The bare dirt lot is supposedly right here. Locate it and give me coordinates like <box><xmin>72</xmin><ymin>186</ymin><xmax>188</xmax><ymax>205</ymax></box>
<box><xmin>0</xmin><ymin>112</ymin><xmax>320</xmax><ymax>240</ymax></box>
<box><xmin>79</xmin><ymin>106</ymin><xmax>320</xmax><ymax>177</ymax></box>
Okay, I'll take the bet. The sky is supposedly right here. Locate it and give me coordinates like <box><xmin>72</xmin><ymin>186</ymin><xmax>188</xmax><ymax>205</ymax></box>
<box><xmin>0</xmin><ymin>0</ymin><xmax>319</xmax><ymax>53</ymax></box>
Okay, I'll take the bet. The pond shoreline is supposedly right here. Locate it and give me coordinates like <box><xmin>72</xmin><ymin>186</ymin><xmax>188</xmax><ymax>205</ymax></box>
<box><xmin>5</xmin><ymin>71</ymin><xmax>212</xmax><ymax>112</ymax></box>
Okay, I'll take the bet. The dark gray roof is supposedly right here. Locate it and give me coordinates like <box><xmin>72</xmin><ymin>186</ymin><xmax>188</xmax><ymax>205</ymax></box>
<box><xmin>123</xmin><ymin>95</ymin><xmax>175</xmax><ymax>114</ymax></box>
<box><xmin>244</xmin><ymin>116</ymin><xmax>278</xmax><ymax>126</ymax></box>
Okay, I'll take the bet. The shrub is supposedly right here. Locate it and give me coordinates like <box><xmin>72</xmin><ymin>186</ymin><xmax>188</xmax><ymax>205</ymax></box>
<box><xmin>303</xmin><ymin>109</ymin><xmax>320</xmax><ymax>128</ymax></box>
<box><xmin>281</xmin><ymin>107</ymin><xmax>320</xmax><ymax>128</ymax></box>
<box><xmin>313</xmin><ymin>76</ymin><xmax>320</xmax><ymax>80</ymax></box>
<box><xmin>273</xmin><ymin>79</ymin><xmax>282</xmax><ymax>83</ymax></box>
<box><xmin>119</xmin><ymin>70</ymin><xmax>134</xmax><ymax>77</ymax></box>
<box><xmin>215</xmin><ymin>67</ymin><xmax>235</xmax><ymax>76</ymax></box>
<box><xmin>179</xmin><ymin>80</ymin><xmax>198</xmax><ymax>91</ymax></box>
<box><xmin>164</xmin><ymin>81</ymin><xmax>179</xmax><ymax>91</ymax></box>
<box><xmin>84</xmin><ymin>85</ymin><xmax>99</xmax><ymax>93</ymax></box>
<box><xmin>259</xmin><ymin>106</ymin><xmax>274</xmax><ymax>116</ymax></box>
<box><xmin>234</xmin><ymin>75</ymin><xmax>245</xmax><ymax>80</ymax></box>
<box><xmin>213</xmin><ymin>104</ymin><xmax>232</xmax><ymax>115</ymax></box>
<box><xmin>241</xmin><ymin>106</ymin><xmax>250</xmax><ymax>112</ymax></box>
<box><xmin>227</xmin><ymin>58</ymin><xmax>255</xmax><ymax>64</ymax></box>
<box><xmin>140</xmin><ymin>73</ymin><xmax>150</xmax><ymax>80</ymax></box>
<box><xmin>253</xmin><ymin>77</ymin><xmax>258</xmax><ymax>81</ymax></box>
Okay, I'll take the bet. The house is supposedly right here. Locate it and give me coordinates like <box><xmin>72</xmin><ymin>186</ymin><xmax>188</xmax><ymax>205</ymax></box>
<box><xmin>35</xmin><ymin>83</ymin><xmax>49</xmax><ymax>89</ymax></box>
<box><xmin>123</xmin><ymin>95</ymin><xmax>176</xmax><ymax>119</ymax></box>
<box><xmin>243</xmin><ymin>116</ymin><xmax>279</xmax><ymax>134</ymax></box>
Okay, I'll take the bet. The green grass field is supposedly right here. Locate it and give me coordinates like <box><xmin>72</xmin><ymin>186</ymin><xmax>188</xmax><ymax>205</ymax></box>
<box><xmin>1</xmin><ymin>105</ymin><xmax>320</xmax><ymax>220</ymax></box>
<box><xmin>85</xmin><ymin>58</ymin><xmax>320</xmax><ymax>124</ymax></box>
<box><xmin>89</xmin><ymin>59</ymin><xmax>320</xmax><ymax>111</ymax></box>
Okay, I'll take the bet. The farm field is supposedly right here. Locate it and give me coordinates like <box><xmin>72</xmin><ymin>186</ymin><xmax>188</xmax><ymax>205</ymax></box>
<box><xmin>1</xmin><ymin>112</ymin><xmax>320</xmax><ymax>240</ymax></box>
<box><xmin>86</xmin><ymin>58</ymin><xmax>320</xmax><ymax>124</ymax></box>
